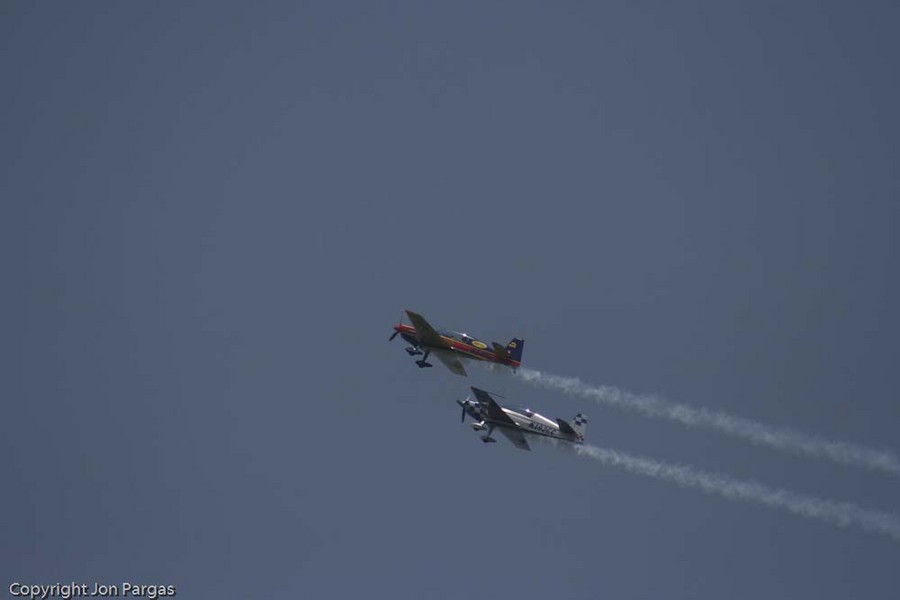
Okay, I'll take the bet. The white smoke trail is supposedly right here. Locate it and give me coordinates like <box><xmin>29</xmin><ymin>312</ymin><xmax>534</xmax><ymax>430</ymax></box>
<box><xmin>577</xmin><ymin>444</ymin><xmax>900</xmax><ymax>542</ymax></box>
<box><xmin>517</xmin><ymin>369</ymin><xmax>900</xmax><ymax>477</ymax></box>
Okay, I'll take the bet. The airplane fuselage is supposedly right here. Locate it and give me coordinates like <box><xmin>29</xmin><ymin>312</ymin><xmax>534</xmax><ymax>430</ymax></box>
<box><xmin>461</xmin><ymin>401</ymin><xmax>580</xmax><ymax>444</ymax></box>
<box><xmin>395</xmin><ymin>324</ymin><xmax>521</xmax><ymax>370</ymax></box>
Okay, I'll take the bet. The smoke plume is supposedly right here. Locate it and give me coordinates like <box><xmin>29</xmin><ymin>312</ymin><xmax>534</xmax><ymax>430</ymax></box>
<box><xmin>578</xmin><ymin>444</ymin><xmax>900</xmax><ymax>542</ymax></box>
<box><xmin>518</xmin><ymin>369</ymin><xmax>900</xmax><ymax>477</ymax></box>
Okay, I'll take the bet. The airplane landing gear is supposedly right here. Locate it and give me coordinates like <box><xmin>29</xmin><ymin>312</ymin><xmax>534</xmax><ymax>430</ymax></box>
<box><xmin>415</xmin><ymin>349</ymin><xmax>432</xmax><ymax>369</ymax></box>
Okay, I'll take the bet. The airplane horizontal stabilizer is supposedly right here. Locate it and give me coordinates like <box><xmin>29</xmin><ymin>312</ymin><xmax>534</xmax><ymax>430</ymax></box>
<box><xmin>556</xmin><ymin>418</ymin><xmax>577</xmax><ymax>436</ymax></box>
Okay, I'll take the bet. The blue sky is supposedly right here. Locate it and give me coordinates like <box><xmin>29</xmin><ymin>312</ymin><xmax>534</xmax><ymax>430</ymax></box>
<box><xmin>3</xmin><ymin>2</ymin><xmax>899</xmax><ymax>598</ymax></box>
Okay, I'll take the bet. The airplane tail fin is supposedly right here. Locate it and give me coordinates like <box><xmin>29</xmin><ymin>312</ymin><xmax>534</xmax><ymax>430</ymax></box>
<box><xmin>572</xmin><ymin>414</ymin><xmax>588</xmax><ymax>442</ymax></box>
<box><xmin>506</xmin><ymin>338</ymin><xmax>525</xmax><ymax>363</ymax></box>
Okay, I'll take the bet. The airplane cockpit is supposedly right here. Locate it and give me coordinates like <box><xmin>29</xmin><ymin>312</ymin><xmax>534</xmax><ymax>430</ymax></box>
<box><xmin>436</xmin><ymin>328</ymin><xmax>486</xmax><ymax>349</ymax></box>
<box><xmin>507</xmin><ymin>406</ymin><xmax>534</xmax><ymax>417</ymax></box>
<box><xmin>461</xmin><ymin>333</ymin><xmax>487</xmax><ymax>347</ymax></box>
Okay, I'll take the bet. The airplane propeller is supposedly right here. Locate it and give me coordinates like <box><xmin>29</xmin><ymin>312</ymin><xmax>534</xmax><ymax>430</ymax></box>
<box><xmin>460</xmin><ymin>397</ymin><xmax>471</xmax><ymax>423</ymax></box>
<box><xmin>389</xmin><ymin>311</ymin><xmax>403</xmax><ymax>341</ymax></box>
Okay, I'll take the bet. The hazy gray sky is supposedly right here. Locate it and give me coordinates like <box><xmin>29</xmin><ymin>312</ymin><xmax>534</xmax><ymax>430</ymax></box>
<box><xmin>4</xmin><ymin>2</ymin><xmax>899</xmax><ymax>598</ymax></box>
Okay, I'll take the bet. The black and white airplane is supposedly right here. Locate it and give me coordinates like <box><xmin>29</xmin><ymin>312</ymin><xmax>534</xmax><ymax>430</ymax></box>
<box><xmin>458</xmin><ymin>387</ymin><xmax>588</xmax><ymax>451</ymax></box>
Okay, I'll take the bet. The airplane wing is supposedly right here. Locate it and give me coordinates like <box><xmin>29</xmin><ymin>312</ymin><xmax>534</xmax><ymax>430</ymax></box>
<box><xmin>471</xmin><ymin>387</ymin><xmax>517</xmax><ymax>426</ymax></box>
<box><xmin>497</xmin><ymin>427</ymin><xmax>531</xmax><ymax>451</ymax></box>
<box><xmin>491</xmin><ymin>342</ymin><xmax>511</xmax><ymax>361</ymax></box>
<box><xmin>405</xmin><ymin>310</ymin><xmax>450</xmax><ymax>348</ymax></box>
<box><xmin>471</xmin><ymin>388</ymin><xmax>531</xmax><ymax>450</ymax></box>
<box><xmin>434</xmin><ymin>350</ymin><xmax>468</xmax><ymax>377</ymax></box>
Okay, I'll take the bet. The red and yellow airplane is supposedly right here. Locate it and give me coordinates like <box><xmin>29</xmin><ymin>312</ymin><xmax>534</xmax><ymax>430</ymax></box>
<box><xmin>390</xmin><ymin>310</ymin><xmax>524</xmax><ymax>376</ymax></box>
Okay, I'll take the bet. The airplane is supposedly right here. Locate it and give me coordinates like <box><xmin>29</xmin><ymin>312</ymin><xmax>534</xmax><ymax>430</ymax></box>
<box><xmin>389</xmin><ymin>310</ymin><xmax>524</xmax><ymax>377</ymax></box>
<box><xmin>457</xmin><ymin>387</ymin><xmax>587</xmax><ymax>451</ymax></box>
